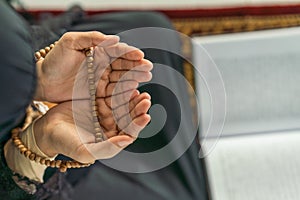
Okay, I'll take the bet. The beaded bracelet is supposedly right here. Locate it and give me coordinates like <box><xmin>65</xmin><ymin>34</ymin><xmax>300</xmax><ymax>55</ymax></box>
<box><xmin>11</xmin><ymin>106</ymin><xmax>94</xmax><ymax>173</ymax></box>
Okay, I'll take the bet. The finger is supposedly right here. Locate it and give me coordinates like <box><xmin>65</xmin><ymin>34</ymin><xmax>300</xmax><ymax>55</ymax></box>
<box><xmin>117</xmin><ymin>99</ymin><xmax>151</xmax><ymax>130</ymax></box>
<box><xmin>103</xmin><ymin>130</ymin><xmax>119</xmax><ymax>139</ymax></box>
<box><xmin>85</xmin><ymin>135</ymin><xmax>134</xmax><ymax>160</ymax></box>
<box><xmin>96</xmin><ymin>80</ymin><xmax>138</xmax><ymax>98</ymax></box>
<box><xmin>99</xmin><ymin>116</ymin><xmax>117</xmax><ymax>132</ymax></box>
<box><xmin>113</xmin><ymin>92</ymin><xmax>151</xmax><ymax>120</ymax></box>
<box><xmin>99</xmin><ymin>93</ymin><xmax>150</xmax><ymax>135</ymax></box>
<box><xmin>104</xmin><ymin>81</ymin><xmax>139</xmax><ymax>97</ymax></box>
<box><xmin>97</xmin><ymin>91</ymin><xmax>140</xmax><ymax>134</ymax></box>
<box><xmin>120</xmin><ymin>114</ymin><xmax>151</xmax><ymax>138</ymax></box>
<box><xmin>104</xmin><ymin>43</ymin><xmax>144</xmax><ymax>60</ymax></box>
<box><xmin>109</xmin><ymin>70</ymin><xmax>152</xmax><ymax>83</ymax></box>
<box><xmin>102</xmin><ymin>89</ymin><xmax>139</xmax><ymax>109</ymax></box>
<box><xmin>60</xmin><ymin>31</ymin><xmax>119</xmax><ymax>50</ymax></box>
<box><xmin>111</xmin><ymin>58</ymin><xmax>153</xmax><ymax>71</ymax></box>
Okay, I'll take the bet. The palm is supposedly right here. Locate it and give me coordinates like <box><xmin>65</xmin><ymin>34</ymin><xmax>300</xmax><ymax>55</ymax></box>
<box><xmin>43</xmin><ymin>87</ymin><xmax>150</xmax><ymax>163</ymax></box>
<box><xmin>39</xmin><ymin>32</ymin><xmax>150</xmax><ymax>103</ymax></box>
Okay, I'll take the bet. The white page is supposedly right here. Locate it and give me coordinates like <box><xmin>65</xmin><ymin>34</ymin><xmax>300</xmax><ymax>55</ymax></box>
<box><xmin>193</xmin><ymin>27</ymin><xmax>300</xmax><ymax>200</ymax></box>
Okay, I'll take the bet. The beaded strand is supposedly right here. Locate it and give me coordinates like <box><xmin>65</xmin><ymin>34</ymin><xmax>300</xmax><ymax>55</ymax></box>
<box><xmin>34</xmin><ymin>42</ymin><xmax>57</xmax><ymax>61</ymax></box>
<box><xmin>11</xmin><ymin>107</ymin><xmax>93</xmax><ymax>173</ymax></box>
<box><xmin>35</xmin><ymin>42</ymin><xmax>104</xmax><ymax>142</ymax></box>
<box><xmin>10</xmin><ymin>42</ymin><xmax>106</xmax><ymax>172</ymax></box>
<box><xmin>85</xmin><ymin>48</ymin><xmax>104</xmax><ymax>142</ymax></box>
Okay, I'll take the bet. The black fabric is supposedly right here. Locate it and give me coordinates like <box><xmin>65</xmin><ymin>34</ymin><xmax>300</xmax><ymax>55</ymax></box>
<box><xmin>60</xmin><ymin>11</ymin><xmax>207</xmax><ymax>200</ymax></box>
<box><xmin>0</xmin><ymin>0</ymin><xmax>36</xmax><ymax>144</ymax></box>
<box><xmin>0</xmin><ymin>142</ymin><xmax>36</xmax><ymax>200</ymax></box>
<box><xmin>0</xmin><ymin>2</ymin><xmax>37</xmax><ymax>199</ymax></box>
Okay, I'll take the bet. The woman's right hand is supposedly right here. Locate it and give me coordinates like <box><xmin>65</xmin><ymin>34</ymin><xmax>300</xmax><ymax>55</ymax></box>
<box><xmin>34</xmin><ymin>90</ymin><xmax>151</xmax><ymax>163</ymax></box>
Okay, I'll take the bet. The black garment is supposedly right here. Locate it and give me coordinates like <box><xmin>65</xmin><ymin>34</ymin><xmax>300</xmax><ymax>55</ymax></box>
<box><xmin>0</xmin><ymin>1</ymin><xmax>36</xmax><ymax>144</ymax></box>
<box><xmin>0</xmin><ymin>1</ymin><xmax>37</xmax><ymax>199</ymax></box>
<box><xmin>42</xmin><ymin>11</ymin><xmax>208</xmax><ymax>200</ymax></box>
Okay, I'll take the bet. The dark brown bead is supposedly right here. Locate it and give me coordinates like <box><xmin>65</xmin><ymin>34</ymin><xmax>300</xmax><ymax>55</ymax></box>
<box><xmin>75</xmin><ymin>162</ymin><xmax>81</xmax><ymax>168</ymax></box>
<box><xmin>85</xmin><ymin>50</ymin><xmax>93</xmax><ymax>57</ymax></box>
<box><xmin>17</xmin><ymin>144</ymin><xmax>25</xmax><ymax>149</ymax></box>
<box><xmin>29</xmin><ymin>153</ymin><xmax>36</xmax><ymax>161</ymax></box>
<box><xmin>24</xmin><ymin>150</ymin><xmax>31</xmax><ymax>158</ymax></box>
<box><xmin>45</xmin><ymin>47</ymin><xmax>51</xmax><ymax>53</ymax></box>
<box><xmin>71</xmin><ymin>162</ymin><xmax>77</xmax><ymax>168</ymax></box>
<box><xmin>55</xmin><ymin>160</ymin><xmax>62</xmax><ymax>168</ymax></box>
<box><xmin>45</xmin><ymin>160</ymin><xmax>51</xmax><ymax>167</ymax></box>
<box><xmin>59</xmin><ymin>165</ymin><xmax>67</xmax><ymax>173</ymax></box>
<box><xmin>35</xmin><ymin>52</ymin><xmax>41</xmax><ymax>60</ymax></box>
<box><xmin>50</xmin><ymin>160</ymin><xmax>56</xmax><ymax>168</ymax></box>
<box><xmin>14</xmin><ymin>140</ymin><xmax>21</xmax><ymax>146</ymax></box>
<box><xmin>39</xmin><ymin>49</ymin><xmax>46</xmax><ymax>57</ymax></box>
<box><xmin>20</xmin><ymin>147</ymin><xmax>27</xmax><ymax>154</ymax></box>
<box><xmin>66</xmin><ymin>161</ymin><xmax>72</xmax><ymax>168</ymax></box>
<box><xmin>40</xmin><ymin>158</ymin><xmax>46</xmax><ymax>165</ymax></box>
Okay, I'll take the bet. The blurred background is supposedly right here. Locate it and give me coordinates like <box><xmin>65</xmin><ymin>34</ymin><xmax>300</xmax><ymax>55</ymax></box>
<box><xmin>15</xmin><ymin>0</ymin><xmax>300</xmax><ymax>9</ymax></box>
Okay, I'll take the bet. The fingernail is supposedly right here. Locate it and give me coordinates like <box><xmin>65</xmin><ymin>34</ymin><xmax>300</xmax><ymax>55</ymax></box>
<box><xmin>105</xmin><ymin>35</ymin><xmax>120</xmax><ymax>42</ymax></box>
<box><xmin>105</xmin><ymin>35</ymin><xmax>120</xmax><ymax>40</ymax></box>
<box><xmin>98</xmin><ymin>35</ymin><xmax>119</xmax><ymax>47</ymax></box>
<box><xmin>117</xmin><ymin>140</ymin><xmax>133</xmax><ymax>147</ymax></box>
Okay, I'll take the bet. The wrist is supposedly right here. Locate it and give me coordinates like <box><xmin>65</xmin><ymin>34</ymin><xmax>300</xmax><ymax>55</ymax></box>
<box><xmin>33</xmin><ymin>116</ymin><xmax>58</xmax><ymax>157</ymax></box>
<box><xmin>34</xmin><ymin>60</ymin><xmax>46</xmax><ymax>101</ymax></box>
<box><xmin>3</xmin><ymin>119</ymin><xmax>56</xmax><ymax>183</ymax></box>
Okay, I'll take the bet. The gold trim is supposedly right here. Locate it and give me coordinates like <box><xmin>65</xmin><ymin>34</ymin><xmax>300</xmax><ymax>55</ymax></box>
<box><xmin>172</xmin><ymin>14</ymin><xmax>300</xmax><ymax>36</ymax></box>
<box><xmin>172</xmin><ymin>14</ymin><xmax>300</xmax><ymax>90</ymax></box>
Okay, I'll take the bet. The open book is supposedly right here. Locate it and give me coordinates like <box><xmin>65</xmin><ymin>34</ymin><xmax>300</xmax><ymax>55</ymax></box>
<box><xmin>193</xmin><ymin>27</ymin><xmax>300</xmax><ymax>200</ymax></box>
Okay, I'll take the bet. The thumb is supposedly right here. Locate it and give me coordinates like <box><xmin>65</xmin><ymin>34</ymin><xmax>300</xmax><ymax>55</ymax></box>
<box><xmin>108</xmin><ymin>135</ymin><xmax>134</xmax><ymax>148</ymax></box>
<box><xmin>85</xmin><ymin>135</ymin><xmax>134</xmax><ymax>160</ymax></box>
<box><xmin>60</xmin><ymin>31</ymin><xmax>120</xmax><ymax>50</ymax></box>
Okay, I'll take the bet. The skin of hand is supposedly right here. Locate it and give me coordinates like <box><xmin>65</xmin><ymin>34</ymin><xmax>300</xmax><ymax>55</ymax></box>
<box><xmin>32</xmin><ymin>31</ymin><xmax>153</xmax><ymax>163</ymax></box>
<box><xmin>34</xmin><ymin>91</ymin><xmax>151</xmax><ymax>163</ymax></box>
<box><xmin>35</xmin><ymin>31</ymin><xmax>151</xmax><ymax>103</ymax></box>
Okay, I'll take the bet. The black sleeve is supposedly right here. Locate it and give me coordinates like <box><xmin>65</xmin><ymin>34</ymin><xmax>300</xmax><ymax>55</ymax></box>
<box><xmin>0</xmin><ymin>1</ymin><xmax>36</xmax><ymax>144</ymax></box>
<box><xmin>0</xmin><ymin>2</ymin><xmax>36</xmax><ymax>199</ymax></box>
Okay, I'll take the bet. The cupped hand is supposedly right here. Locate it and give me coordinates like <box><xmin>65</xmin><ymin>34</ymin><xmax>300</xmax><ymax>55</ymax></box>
<box><xmin>34</xmin><ymin>90</ymin><xmax>151</xmax><ymax>163</ymax></box>
<box><xmin>35</xmin><ymin>31</ymin><xmax>151</xmax><ymax>103</ymax></box>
